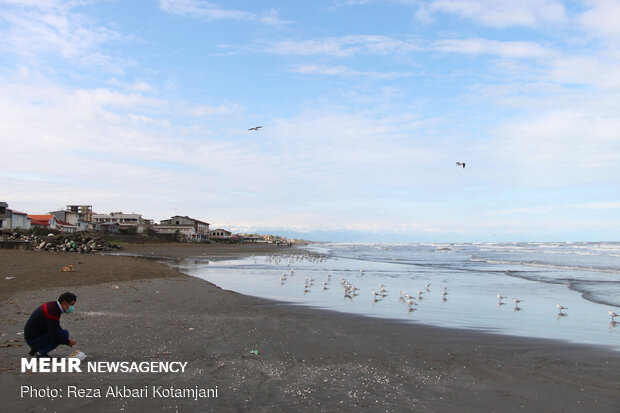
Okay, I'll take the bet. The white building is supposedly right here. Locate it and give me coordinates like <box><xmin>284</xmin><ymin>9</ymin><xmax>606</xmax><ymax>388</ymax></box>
<box><xmin>0</xmin><ymin>202</ymin><xmax>32</xmax><ymax>230</ymax></box>
<box><xmin>160</xmin><ymin>216</ymin><xmax>210</xmax><ymax>234</ymax></box>
<box><xmin>57</xmin><ymin>220</ymin><xmax>79</xmax><ymax>233</ymax></box>
<box><xmin>209</xmin><ymin>229</ymin><xmax>232</xmax><ymax>240</ymax></box>
<box><xmin>92</xmin><ymin>212</ymin><xmax>152</xmax><ymax>233</ymax></box>
<box><xmin>152</xmin><ymin>224</ymin><xmax>197</xmax><ymax>238</ymax></box>
<box><xmin>10</xmin><ymin>211</ymin><xmax>31</xmax><ymax>229</ymax></box>
<box><xmin>154</xmin><ymin>215</ymin><xmax>210</xmax><ymax>241</ymax></box>
<box><xmin>50</xmin><ymin>210</ymin><xmax>88</xmax><ymax>232</ymax></box>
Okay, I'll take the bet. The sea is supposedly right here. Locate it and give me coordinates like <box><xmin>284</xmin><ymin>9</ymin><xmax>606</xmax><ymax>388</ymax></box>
<box><xmin>168</xmin><ymin>242</ymin><xmax>620</xmax><ymax>351</ymax></box>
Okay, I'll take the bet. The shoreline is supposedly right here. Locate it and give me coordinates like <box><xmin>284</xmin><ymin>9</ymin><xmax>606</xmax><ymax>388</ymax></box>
<box><xmin>1</xmin><ymin>245</ymin><xmax>619</xmax><ymax>412</ymax></box>
<box><xmin>149</xmin><ymin>248</ymin><xmax>620</xmax><ymax>355</ymax></box>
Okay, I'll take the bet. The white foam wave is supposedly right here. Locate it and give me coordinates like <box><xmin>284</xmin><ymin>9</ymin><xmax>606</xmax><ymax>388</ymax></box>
<box><xmin>469</xmin><ymin>258</ymin><xmax>620</xmax><ymax>274</ymax></box>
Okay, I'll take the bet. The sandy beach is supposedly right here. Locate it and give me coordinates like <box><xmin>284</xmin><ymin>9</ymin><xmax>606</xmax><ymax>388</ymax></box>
<box><xmin>1</xmin><ymin>244</ymin><xmax>619</xmax><ymax>412</ymax></box>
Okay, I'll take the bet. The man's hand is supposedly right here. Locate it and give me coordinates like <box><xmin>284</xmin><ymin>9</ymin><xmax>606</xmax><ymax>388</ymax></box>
<box><xmin>69</xmin><ymin>339</ymin><xmax>76</xmax><ymax>347</ymax></box>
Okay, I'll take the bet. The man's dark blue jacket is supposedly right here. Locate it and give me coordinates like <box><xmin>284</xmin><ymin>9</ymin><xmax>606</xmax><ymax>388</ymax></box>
<box><xmin>24</xmin><ymin>301</ymin><xmax>70</xmax><ymax>345</ymax></box>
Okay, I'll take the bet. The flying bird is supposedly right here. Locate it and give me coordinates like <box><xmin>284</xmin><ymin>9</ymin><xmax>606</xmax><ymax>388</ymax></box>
<box><xmin>456</xmin><ymin>162</ymin><xmax>466</xmax><ymax>168</ymax></box>
<box><xmin>248</xmin><ymin>126</ymin><xmax>263</xmax><ymax>131</ymax></box>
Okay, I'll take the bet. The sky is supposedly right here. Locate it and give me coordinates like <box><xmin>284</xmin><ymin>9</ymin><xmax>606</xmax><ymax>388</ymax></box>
<box><xmin>1</xmin><ymin>0</ymin><xmax>619</xmax><ymax>242</ymax></box>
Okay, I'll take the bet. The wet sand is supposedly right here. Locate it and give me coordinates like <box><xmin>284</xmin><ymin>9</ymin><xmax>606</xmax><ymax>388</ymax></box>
<box><xmin>1</xmin><ymin>246</ymin><xmax>619</xmax><ymax>412</ymax></box>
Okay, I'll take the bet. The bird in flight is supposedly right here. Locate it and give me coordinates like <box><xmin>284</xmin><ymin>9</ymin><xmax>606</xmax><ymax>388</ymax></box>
<box><xmin>456</xmin><ymin>162</ymin><xmax>466</xmax><ymax>168</ymax></box>
<box><xmin>248</xmin><ymin>126</ymin><xmax>263</xmax><ymax>131</ymax></box>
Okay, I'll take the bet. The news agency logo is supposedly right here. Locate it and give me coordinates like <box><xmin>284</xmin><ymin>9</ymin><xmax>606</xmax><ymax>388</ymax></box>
<box><xmin>20</xmin><ymin>358</ymin><xmax>189</xmax><ymax>373</ymax></box>
<box><xmin>21</xmin><ymin>357</ymin><xmax>82</xmax><ymax>373</ymax></box>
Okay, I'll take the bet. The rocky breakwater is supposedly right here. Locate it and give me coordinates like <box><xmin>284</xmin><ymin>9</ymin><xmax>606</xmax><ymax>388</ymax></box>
<box><xmin>3</xmin><ymin>231</ymin><xmax>122</xmax><ymax>253</ymax></box>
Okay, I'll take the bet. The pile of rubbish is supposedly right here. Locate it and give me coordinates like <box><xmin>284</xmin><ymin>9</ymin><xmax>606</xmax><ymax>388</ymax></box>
<box><xmin>2</xmin><ymin>231</ymin><xmax>122</xmax><ymax>253</ymax></box>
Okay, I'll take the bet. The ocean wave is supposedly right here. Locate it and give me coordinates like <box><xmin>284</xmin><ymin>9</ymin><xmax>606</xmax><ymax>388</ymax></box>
<box><xmin>540</xmin><ymin>250</ymin><xmax>602</xmax><ymax>256</ymax></box>
<box><xmin>469</xmin><ymin>257</ymin><xmax>620</xmax><ymax>275</ymax></box>
<box><xmin>499</xmin><ymin>271</ymin><xmax>620</xmax><ymax>307</ymax></box>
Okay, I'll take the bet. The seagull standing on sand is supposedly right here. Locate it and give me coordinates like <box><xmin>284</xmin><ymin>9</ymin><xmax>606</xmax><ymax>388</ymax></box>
<box><xmin>609</xmin><ymin>309</ymin><xmax>618</xmax><ymax>320</ymax></box>
<box><xmin>557</xmin><ymin>303</ymin><xmax>568</xmax><ymax>313</ymax></box>
<box><xmin>513</xmin><ymin>298</ymin><xmax>523</xmax><ymax>307</ymax></box>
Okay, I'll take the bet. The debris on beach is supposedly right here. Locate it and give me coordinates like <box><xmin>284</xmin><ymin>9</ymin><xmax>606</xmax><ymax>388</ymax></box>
<box><xmin>67</xmin><ymin>350</ymin><xmax>87</xmax><ymax>360</ymax></box>
<box><xmin>2</xmin><ymin>230</ymin><xmax>122</xmax><ymax>253</ymax></box>
<box><xmin>0</xmin><ymin>338</ymin><xmax>23</xmax><ymax>348</ymax></box>
<box><xmin>4</xmin><ymin>276</ymin><xmax>16</xmax><ymax>280</ymax></box>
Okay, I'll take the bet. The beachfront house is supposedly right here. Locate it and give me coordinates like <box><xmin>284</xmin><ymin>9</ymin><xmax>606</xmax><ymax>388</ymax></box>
<box><xmin>0</xmin><ymin>202</ymin><xmax>6</xmax><ymax>229</ymax></box>
<box><xmin>50</xmin><ymin>210</ymin><xmax>85</xmax><ymax>232</ymax></box>
<box><xmin>100</xmin><ymin>222</ymin><xmax>120</xmax><ymax>233</ymax></box>
<box><xmin>209</xmin><ymin>229</ymin><xmax>232</xmax><ymax>240</ymax></box>
<box><xmin>9</xmin><ymin>210</ymin><xmax>31</xmax><ymax>230</ymax></box>
<box><xmin>50</xmin><ymin>205</ymin><xmax>92</xmax><ymax>232</ymax></box>
<box><xmin>154</xmin><ymin>215</ymin><xmax>210</xmax><ymax>242</ymax></box>
<box><xmin>92</xmin><ymin>212</ymin><xmax>152</xmax><ymax>233</ymax></box>
<box><xmin>28</xmin><ymin>214</ymin><xmax>59</xmax><ymax>230</ymax></box>
<box><xmin>0</xmin><ymin>202</ymin><xmax>32</xmax><ymax>230</ymax></box>
<box><xmin>56</xmin><ymin>220</ymin><xmax>79</xmax><ymax>233</ymax></box>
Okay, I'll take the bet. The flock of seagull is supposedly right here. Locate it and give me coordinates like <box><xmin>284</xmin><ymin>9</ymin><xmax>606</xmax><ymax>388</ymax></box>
<box><xmin>277</xmin><ymin>268</ymin><xmax>619</xmax><ymax>326</ymax></box>
<box><xmin>267</xmin><ymin>253</ymin><xmax>619</xmax><ymax>326</ymax></box>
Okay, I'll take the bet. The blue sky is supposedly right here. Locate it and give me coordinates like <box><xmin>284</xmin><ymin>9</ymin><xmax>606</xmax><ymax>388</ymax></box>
<box><xmin>1</xmin><ymin>0</ymin><xmax>619</xmax><ymax>242</ymax></box>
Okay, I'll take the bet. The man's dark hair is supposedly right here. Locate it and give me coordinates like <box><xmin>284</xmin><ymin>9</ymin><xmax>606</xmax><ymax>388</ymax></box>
<box><xmin>58</xmin><ymin>292</ymin><xmax>77</xmax><ymax>303</ymax></box>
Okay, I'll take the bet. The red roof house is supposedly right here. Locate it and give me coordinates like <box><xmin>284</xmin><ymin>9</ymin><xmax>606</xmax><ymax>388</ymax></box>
<box><xmin>28</xmin><ymin>214</ymin><xmax>59</xmax><ymax>229</ymax></box>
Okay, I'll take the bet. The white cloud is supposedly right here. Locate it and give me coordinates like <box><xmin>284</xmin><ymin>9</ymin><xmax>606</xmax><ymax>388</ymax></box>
<box><xmin>490</xmin><ymin>201</ymin><xmax>620</xmax><ymax>216</ymax></box>
<box><xmin>159</xmin><ymin>0</ymin><xmax>289</xmax><ymax>25</ymax></box>
<box><xmin>291</xmin><ymin>64</ymin><xmax>413</xmax><ymax>79</ymax></box>
<box><xmin>159</xmin><ymin>0</ymin><xmax>252</xmax><ymax>20</ymax></box>
<box><xmin>546</xmin><ymin>55</ymin><xmax>620</xmax><ymax>90</ymax></box>
<box><xmin>577</xmin><ymin>201</ymin><xmax>620</xmax><ymax>210</ymax></box>
<box><xmin>184</xmin><ymin>102</ymin><xmax>243</xmax><ymax>117</ymax></box>
<box><xmin>108</xmin><ymin>78</ymin><xmax>154</xmax><ymax>92</ymax></box>
<box><xmin>580</xmin><ymin>0</ymin><xmax>620</xmax><ymax>40</ymax></box>
<box><xmin>429</xmin><ymin>38</ymin><xmax>620</xmax><ymax>91</ymax></box>
<box><xmin>258</xmin><ymin>9</ymin><xmax>291</xmax><ymax>26</ymax></box>
<box><xmin>416</xmin><ymin>0</ymin><xmax>566</xmax><ymax>27</ymax></box>
<box><xmin>265</xmin><ymin>35</ymin><xmax>421</xmax><ymax>57</ymax></box>
<box><xmin>434</xmin><ymin>38</ymin><xmax>551</xmax><ymax>59</ymax></box>
<box><xmin>490</xmin><ymin>104</ymin><xmax>620</xmax><ymax>187</ymax></box>
<box><xmin>0</xmin><ymin>0</ymin><xmax>120</xmax><ymax>68</ymax></box>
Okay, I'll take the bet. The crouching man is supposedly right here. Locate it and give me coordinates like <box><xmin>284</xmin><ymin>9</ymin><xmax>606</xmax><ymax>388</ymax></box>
<box><xmin>24</xmin><ymin>292</ymin><xmax>77</xmax><ymax>357</ymax></box>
